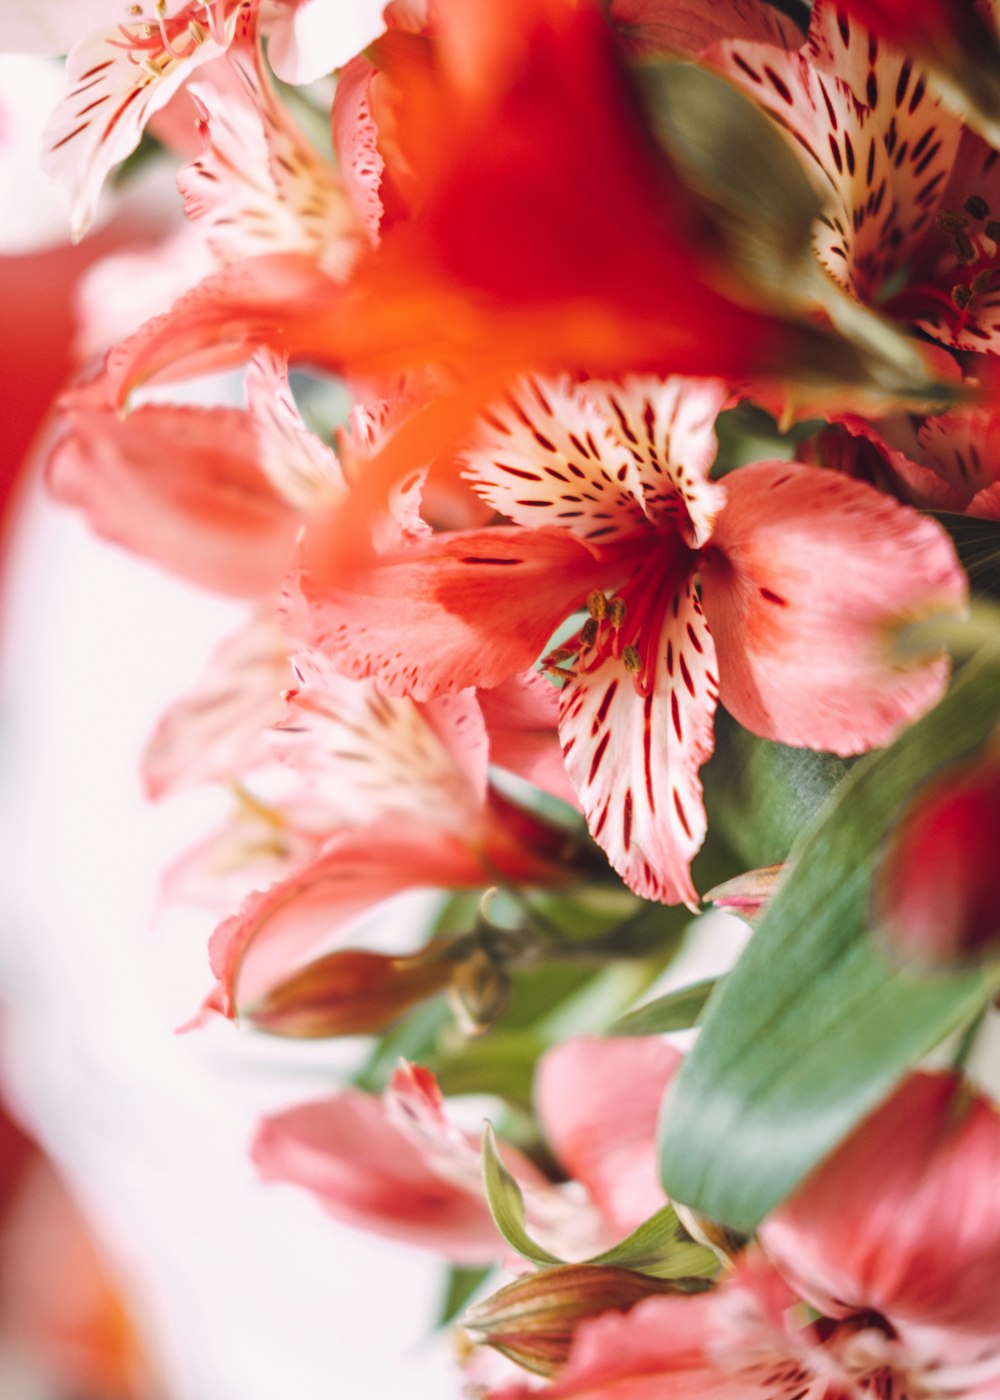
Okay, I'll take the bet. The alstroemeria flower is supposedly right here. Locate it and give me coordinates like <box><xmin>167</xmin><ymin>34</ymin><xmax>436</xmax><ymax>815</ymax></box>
<box><xmin>201</xmin><ymin>647</ymin><xmax>576</xmax><ymax>1020</ymax></box>
<box><xmin>714</xmin><ymin>0</ymin><xmax>1000</xmax><ymax>355</ymax></box>
<box><xmin>762</xmin><ymin>1071</ymin><xmax>1000</xmax><ymax>1396</ymax></box>
<box><xmin>253</xmin><ymin>1037</ymin><xmax>678</xmax><ymax>1265</ymax></box>
<box><xmin>288</xmin><ymin>373</ymin><xmax>965</xmax><ymax>906</ymax></box>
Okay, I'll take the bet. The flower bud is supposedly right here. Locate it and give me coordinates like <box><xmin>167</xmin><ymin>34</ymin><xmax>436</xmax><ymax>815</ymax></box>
<box><xmin>463</xmin><ymin>1265</ymin><xmax>686</xmax><ymax>1376</ymax></box>
<box><xmin>243</xmin><ymin>946</ymin><xmax>453</xmax><ymax>1038</ymax></box>
<box><xmin>872</xmin><ymin>750</ymin><xmax>1000</xmax><ymax>968</ymax></box>
<box><xmin>705</xmin><ymin>863</ymin><xmax>784</xmax><ymax>919</ymax></box>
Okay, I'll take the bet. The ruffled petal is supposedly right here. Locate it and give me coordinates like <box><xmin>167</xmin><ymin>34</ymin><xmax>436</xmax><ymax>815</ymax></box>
<box><xmin>331</xmin><ymin>55</ymin><xmax>384</xmax><ymax>245</ymax></box>
<box><xmin>205</xmin><ymin>817</ymin><xmax>489</xmax><ymax>1015</ymax></box>
<box><xmin>583</xmin><ymin>377</ymin><xmax>728</xmax><ymax>547</ymax></box>
<box><xmin>283</xmin><ymin>526</ymin><xmax>604</xmax><ymax>700</ymax></box>
<box><xmin>272</xmin><ymin>647</ymin><xmax>488</xmax><ymax>829</ymax></box>
<box><xmin>558</xmin><ymin>582</ymin><xmax>717</xmax><ymax>907</ymax></box>
<box><xmin>180</xmin><ymin>27</ymin><xmax>361</xmax><ymax>273</ymax></box>
<box><xmin>143</xmin><ymin>615</ymin><xmax>292</xmax><ymax>799</ymax></box>
<box><xmin>244</xmin><ymin>350</ymin><xmax>345</xmax><ymax>511</ymax></box>
<box><xmin>45</xmin><ymin>403</ymin><xmax>301</xmax><ymax>596</ymax></box>
<box><xmin>251</xmin><ymin>1089</ymin><xmax>503</xmax><ymax>1263</ymax></box>
<box><xmin>609</xmin><ymin>0</ymin><xmax>801</xmax><ymax>58</ymax></box>
<box><xmin>459</xmin><ymin>377</ymin><xmax>643</xmax><ymax>543</ymax></box>
<box><xmin>702</xmin><ymin>462</ymin><xmax>966</xmax><ymax>755</ymax></box>
<box><xmin>535</xmin><ymin>1037</ymin><xmax>679</xmax><ymax>1235</ymax></box>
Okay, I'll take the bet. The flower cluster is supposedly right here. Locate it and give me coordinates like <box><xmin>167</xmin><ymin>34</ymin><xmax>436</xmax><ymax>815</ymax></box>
<box><xmin>23</xmin><ymin>0</ymin><xmax>1000</xmax><ymax>1394</ymax></box>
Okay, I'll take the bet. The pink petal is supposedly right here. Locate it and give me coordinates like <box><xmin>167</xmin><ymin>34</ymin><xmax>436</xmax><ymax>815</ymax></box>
<box><xmin>331</xmin><ymin>55</ymin><xmax>384</xmax><ymax>245</ymax></box>
<box><xmin>284</xmin><ymin>526</ymin><xmax>604</xmax><ymax>701</ymax></box>
<box><xmin>559</xmin><ymin>581</ymin><xmax>717</xmax><ymax>907</ymax></box>
<box><xmin>244</xmin><ymin>350</ymin><xmax>345</xmax><ymax>511</ymax></box>
<box><xmin>609</xmin><ymin>0</ymin><xmax>801</xmax><ymax>57</ymax></box>
<box><xmin>701</xmin><ymin>462</ymin><xmax>966</xmax><ymax>755</ymax></box>
<box><xmin>81</xmin><ymin>252</ymin><xmax>345</xmax><ymax>407</ymax></box>
<box><xmin>251</xmin><ymin>1089</ymin><xmax>503</xmax><ymax>1263</ymax></box>
<box><xmin>763</xmin><ymin>1072</ymin><xmax>1000</xmax><ymax>1338</ymax></box>
<box><xmin>206</xmin><ymin>817</ymin><xmax>490</xmax><ymax>1015</ymax></box>
<box><xmin>917</xmin><ymin>409</ymin><xmax>1000</xmax><ymax>508</ymax></box>
<box><xmin>478</xmin><ymin>672</ymin><xmax>581</xmax><ymax>810</ymax></box>
<box><xmin>535</xmin><ymin>1037</ymin><xmax>680</xmax><ymax>1235</ymax></box>
<box><xmin>46</xmin><ymin>404</ymin><xmax>301</xmax><ymax>596</ymax></box>
<box><xmin>273</xmin><ymin>648</ymin><xmax>488</xmax><ymax>829</ymax></box>
<box><xmin>143</xmin><ymin>615</ymin><xmax>292</xmax><ymax>800</ymax></box>
<box><xmin>180</xmin><ymin>29</ymin><xmax>360</xmax><ymax>273</ymax></box>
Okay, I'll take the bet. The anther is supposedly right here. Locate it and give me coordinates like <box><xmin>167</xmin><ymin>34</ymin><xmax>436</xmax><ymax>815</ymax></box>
<box><xmin>188</xmin><ymin>18</ymin><xmax>207</xmax><ymax>41</ymax></box>
<box><xmin>587</xmin><ymin>590</ymin><xmax>608</xmax><ymax>621</ymax></box>
<box><xmin>965</xmin><ymin>194</ymin><xmax>991</xmax><ymax>221</ymax></box>
<box><xmin>987</xmin><ymin>221</ymin><xmax>1000</xmax><ymax>244</ymax></box>
<box><xmin>935</xmin><ymin>209</ymin><xmax>968</xmax><ymax>234</ymax></box>
<box><xmin>622</xmin><ymin>645</ymin><xmax>642</xmax><ymax>674</ymax></box>
<box><xmin>608</xmin><ymin>597</ymin><xmax>627</xmax><ymax>629</ymax></box>
<box><xmin>952</xmin><ymin>232</ymin><xmax>976</xmax><ymax>264</ymax></box>
<box><xmin>973</xmin><ymin>270</ymin><xmax>993</xmax><ymax>295</ymax></box>
<box><xmin>579</xmin><ymin>618</ymin><xmax>599</xmax><ymax>648</ymax></box>
<box><xmin>952</xmin><ymin>284</ymin><xmax>973</xmax><ymax>310</ymax></box>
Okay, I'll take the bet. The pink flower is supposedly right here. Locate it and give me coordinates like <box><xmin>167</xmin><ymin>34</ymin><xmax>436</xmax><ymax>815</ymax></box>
<box><xmin>253</xmin><ymin>1036</ymin><xmax>678</xmax><ymax>1265</ymax></box>
<box><xmin>290</xmin><ymin>374</ymin><xmax>965</xmax><ymax>905</ymax></box>
<box><xmin>762</xmin><ymin>1073</ymin><xmax>1000</xmax><ymax>1349</ymax></box>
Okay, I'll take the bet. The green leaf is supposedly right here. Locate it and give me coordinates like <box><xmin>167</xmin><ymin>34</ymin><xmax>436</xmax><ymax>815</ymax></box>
<box><xmin>428</xmin><ymin>1031</ymin><xmax>548</xmax><ymax>1111</ymax></box>
<box><xmin>481</xmin><ymin>1124</ymin><xmax>562</xmax><ymax>1268</ymax></box>
<box><xmin>482</xmin><ymin>1127</ymin><xmax>718</xmax><ymax>1280</ymax></box>
<box><xmin>610</xmin><ymin>979</ymin><xmax>719</xmax><ymax>1037</ymax></box>
<box><xmin>438</xmin><ymin>1266</ymin><xmax>493</xmax><ymax>1327</ymax></box>
<box><xmin>702</xmin><ymin>708</ymin><xmax>855</xmax><ymax>870</ymax></box>
<box><xmin>589</xmin><ymin>1204</ymin><xmax>718</xmax><ymax>1281</ymax></box>
<box><xmin>936</xmin><ymin>512</ymin><xmax>1000</xmax><ymax>602</ymax></box>
<box><xmin>660</xmin><ymin>652</ymin><xmax>1000</xmax><ymax>1233</ymax></box>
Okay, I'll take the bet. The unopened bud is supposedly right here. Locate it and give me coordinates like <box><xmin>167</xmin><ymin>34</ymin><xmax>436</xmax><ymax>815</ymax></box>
<box><xmin>705</xmin><ymin>863</ymin><xmax>784</xmax><ymax>919</ymax></box>
<box><xmin>463</xmin><ymin>1265</ymin><xmax>685</xmax><ymax>1376</ymax></box>
<box><xmin>244</xmin><ymin>946</ymin><xmax>452</xmax><ymax>1038</ymax></box>
<box><xmin>450</xmin><ymin>949</ymin><xmax>510</xmax><ymax>1035</ymax></box>
<box><xmin>873</xmin><ymin>750</ymin><xmax>1000</xmax><ymax>969</ymax></box>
